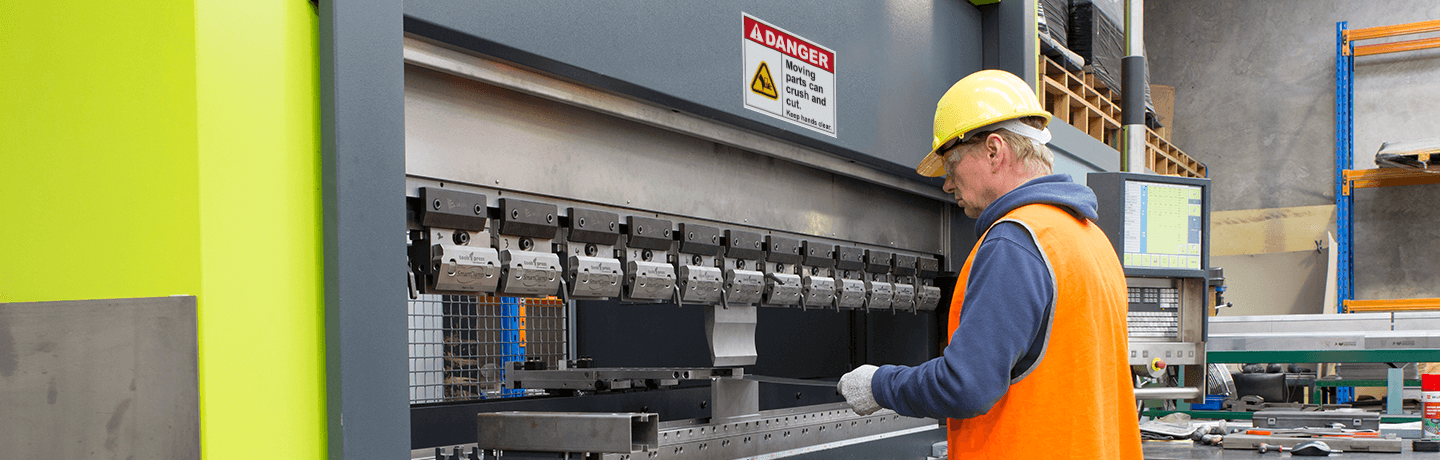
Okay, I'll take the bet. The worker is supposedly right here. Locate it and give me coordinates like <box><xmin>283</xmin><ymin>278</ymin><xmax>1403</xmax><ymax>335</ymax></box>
<box><xmin>837</xmin><ymin>69</ymin><xmax>1142</xmax><ymax>459</ymax></box>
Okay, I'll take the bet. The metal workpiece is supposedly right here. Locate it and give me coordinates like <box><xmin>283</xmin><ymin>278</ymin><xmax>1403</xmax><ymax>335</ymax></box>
<box><xmin>678</xmin><ymin>264</ymin><xmax>724</xmax><ymax>304</ymax></box>
<box><xmin>475</xmin><ymin>412</ymin><xmax>659</xmax><ymax>454</ymax></box>
<box><xmin>1132</xmin><ymin>387</ymin><xmax>1202</xmax><ymax>400</ymax></box>
<box><xmin>723</xmin><ymin>268</ymin><xmax>765</xmax><ymax>306</ymax></box>
<box><xmin>601</xmin><ymin>404</ymin><xmax>937</xmax><ymax>460</ymax></box>
<box><xmin>412</xmin><ymin>228</ymin><xmax>502</xmax><ymax>295</ymax></box>
<box><xmin>504</xmin><ymin>364</ymin><xmax>742</xmax><ymax>392</ymax></box>
<box><xmin>836</xmin><ymin>278</ymin><xmax>868</xmax><ymax>309</ymax></box>
<box><xmin>916</xmin><ymin>285</ymin><xmax>943</xmax><ymax>311</ymax></box>
<box><xmin>1222</xmin><ymin>434</ymin><xmax>1403</xmax><ymax>453</ymax></box>
<box><xmin>711</xmin><ymin>378</ymin><xmax>761</xmax><ymax>423</ymax></box>
<box><xmin>496</xmin><ymin>198</ymin><xmax>558</xmax><ymax>239</ymax></box>
<box><xmin>497</xmin><ymin>248</ymin><xmax>562</xmax><ymax>297</ymax></box>
<box><xmin>566</xmin><ymin>254</ymin><xmax>624</xmax><ymax>298</ymax></box>
<box><xmin>707</xmin><ymin>305</ymin><xmax>758</xmax><ymax>366</ymax></box>
<box><xmin>417</xmin><ymin>187</ymin><xmax>488</xmax><ymax>230</ymax></box>
<box><xmin>801</xmin><ymin>273</ymin><xmax>838</xmax><ymax>309</ymax></box>
<box><xmin>624</xmin><ymin>259</ymin><xmax>677</xmax><ymax>301</ymax></box>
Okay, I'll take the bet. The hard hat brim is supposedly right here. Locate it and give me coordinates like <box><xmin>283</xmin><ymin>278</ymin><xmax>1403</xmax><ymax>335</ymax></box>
<box><xmin>916</xmin><ymin>150</ymin><xmax>947</xmax><ymax>177</ymax></box>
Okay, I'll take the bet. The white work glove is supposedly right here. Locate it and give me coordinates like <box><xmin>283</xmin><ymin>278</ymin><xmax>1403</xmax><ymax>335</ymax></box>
<box><xmin>838</xmin><ymin>364</ymin><xmax>881</xmax><ymax>415</ymax></box>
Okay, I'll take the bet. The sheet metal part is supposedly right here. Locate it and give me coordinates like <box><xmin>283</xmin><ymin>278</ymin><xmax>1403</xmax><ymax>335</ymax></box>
<box><xmin>596</xmin><ymin>404</ymin><xmax>937</xmax><ymax>460</ymax></box>
<box><xmin>1221</xmin><ymin>433</ymin><xmax>1402</xmax><ymax>453</ymax></box>
<box><xmin>475</xmin><ymin>412</ymin><xmax>659</xmax><ymax>454</ymax></box>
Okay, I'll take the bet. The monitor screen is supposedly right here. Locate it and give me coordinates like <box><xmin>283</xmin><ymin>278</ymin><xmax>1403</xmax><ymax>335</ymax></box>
<box><xmin>1121</xmin><ymin>181</ymin><xmax>1203</xmax><ymax>270</ymax></box>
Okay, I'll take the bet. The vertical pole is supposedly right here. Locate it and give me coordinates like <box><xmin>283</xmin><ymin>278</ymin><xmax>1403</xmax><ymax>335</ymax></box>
<box><xmin>1334</xmin><ymin>21</ymin><xmax>1355</xmax><ymax>404</ymax></box>
<box><xmin>1335</xmin><ymin>21</ymin><xmax>1354</xmax><ymax>314</ymax></box>
<box><xmin>1122</xmin><ymin>0</ymin><xmax>1147</xmax><ymax>173</ymax></box>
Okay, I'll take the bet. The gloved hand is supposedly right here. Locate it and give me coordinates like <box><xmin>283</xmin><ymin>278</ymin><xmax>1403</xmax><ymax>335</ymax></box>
<box><xmin>838</xmin><ymin>364</ymin><xmax>881</xmax><ymax>415</ymax></box>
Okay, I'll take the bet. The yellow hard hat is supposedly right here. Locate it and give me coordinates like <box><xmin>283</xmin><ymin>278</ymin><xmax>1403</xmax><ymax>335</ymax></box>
<box><xmin>915</xmin><ymin>70</ymin><xmax>1052</xmax><ymax>177</ymax></box>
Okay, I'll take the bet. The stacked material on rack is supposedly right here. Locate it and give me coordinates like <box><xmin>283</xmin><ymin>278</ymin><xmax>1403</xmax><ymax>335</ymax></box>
<box><xmin>1038</xmin><ymin>0</ymin><xmax>1068</xmax><ymax>48</ymax></box>
<box><xmin>1375</xmin><ymin>138</ymin><xmax>1440</xmax><ymax>171</ymax></box>
<box><xmin>1070</xmin><ymin>0</ymin><xmax>1124</xmax><ymax>95</ymax></box>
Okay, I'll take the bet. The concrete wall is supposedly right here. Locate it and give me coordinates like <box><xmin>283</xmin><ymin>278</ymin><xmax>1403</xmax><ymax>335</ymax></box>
<box><xmin>1146</xmin><ymin>1</ymin><xmax>1440</xmax><ymax>313</ymax></box>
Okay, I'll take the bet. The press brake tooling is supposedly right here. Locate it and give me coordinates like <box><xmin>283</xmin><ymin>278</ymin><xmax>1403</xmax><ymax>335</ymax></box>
<box><xmin>722</xmin><ymin>230</ymin><xmax>766</xmax><ymax>306</ymax></box>
<box><xmin>761</xmin><ymin>235</ymin><xmax>804</xmax><ymax>307</ymax></box>
<box><xmin>864</xmin><ymin>250</ymin><xmax>895</xmax><ymax>311</ymax></box>
<box><xmin>799</xmin><ymin>241</ymin><xmax>838</xmax><ymax>309</ymax></box>
<box><xmin>411</xmin><ymin>187</ymin><xmax>502</xmax><ymax>295</ymax></box>
<box><xmin>621</xmin><ymin>216</ymin><xmax>677</xmax><ymax>301</ymax></box>
<box><xmin>561</xmin><ymin>208</ymin><xmax>624</xmax><ymax>299</ymax></box>
<box><xmin>495</xmin><ymin>198</ymin><xmax>564</xmax><ymax>297</ymax></box>
<box><xmin>675</xmin><ymin>223</ymin><xmax>724</xmax><ymax>305</ymax></box>
<box><xmin>834</xmin><ymin>247</ymin><xmax>868</xmax><ymax>309</ymax></box>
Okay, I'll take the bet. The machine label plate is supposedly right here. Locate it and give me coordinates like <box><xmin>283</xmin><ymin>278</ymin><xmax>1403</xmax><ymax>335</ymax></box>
<box><xmin>742</xmin><ymin>13</ymin><xmax>837</xmax><ymax>137</ymax></box>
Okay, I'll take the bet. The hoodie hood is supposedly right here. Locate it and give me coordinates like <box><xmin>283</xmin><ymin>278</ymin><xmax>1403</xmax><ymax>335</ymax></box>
<box><xmin>974</xmin><ymin>174</ymin><xmax>1098</xmax><ymax>237</ymax></box>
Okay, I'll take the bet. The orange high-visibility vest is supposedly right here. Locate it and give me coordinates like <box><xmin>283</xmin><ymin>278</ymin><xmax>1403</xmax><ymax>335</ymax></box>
<box><xmin>946</xmin><ymin>204</ymin><xmax>1141</xmax><ymax>459</ymax></box>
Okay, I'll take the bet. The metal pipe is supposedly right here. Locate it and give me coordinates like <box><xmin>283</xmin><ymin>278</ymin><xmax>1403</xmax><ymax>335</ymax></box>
<box><xmin>1133</xmin><ymin>387</ymin><xmax>1202</xmax><ymax>400</ymax></box>
<box><xmin>1122</xmin><ymin>0</ymin><xmax>1147</xmax><ymax>173</ymax></box>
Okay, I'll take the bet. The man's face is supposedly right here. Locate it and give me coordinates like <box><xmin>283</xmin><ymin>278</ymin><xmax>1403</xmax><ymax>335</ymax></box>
<box><xmin>940</xmin><ymin>141</ymin><xmax>992</xmax><ymax>219</ymax></box>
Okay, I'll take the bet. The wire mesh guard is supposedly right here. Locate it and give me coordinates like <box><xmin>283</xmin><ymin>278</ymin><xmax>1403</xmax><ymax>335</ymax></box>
<box><xmin>408</xmin><ymin>294</ymin><xmax>568</xmax><ymax>404</ymax></box>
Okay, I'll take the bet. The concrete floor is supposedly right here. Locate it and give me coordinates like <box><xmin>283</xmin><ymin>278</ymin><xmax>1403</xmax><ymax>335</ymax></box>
<box><xmin>1146</xmin><ymin>1</ymin><xmax>1440</xmax><ymax>305</ymax></box>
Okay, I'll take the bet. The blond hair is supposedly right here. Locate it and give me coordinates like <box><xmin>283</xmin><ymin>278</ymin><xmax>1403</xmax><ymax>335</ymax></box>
<box><xmin>954</xmin><ymin>116</ymin><xmax>1053</xmax><ymax>174</ymax></box>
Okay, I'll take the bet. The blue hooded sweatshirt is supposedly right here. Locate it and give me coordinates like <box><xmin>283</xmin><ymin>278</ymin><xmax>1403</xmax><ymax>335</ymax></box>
<box><xmin>871</xmin><ymin>174</ymin><xmax>1100</xmax><ymax>420</ymax></box>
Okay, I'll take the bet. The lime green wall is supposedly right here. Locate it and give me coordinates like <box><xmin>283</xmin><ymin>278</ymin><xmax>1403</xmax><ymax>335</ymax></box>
<box><xmin>194</xmin><ymin>1</ymin><xmax>325</xmax><ymax>459</ymax></box>
<box><xmin>1</xmin><ymin>1</ymin><xmax>325</xmax><ymax>459</ymax></box>
<box><xmin>1</xmin><ymin>2</ymin><xmax>202</xmax><ymax>302</ymax></box>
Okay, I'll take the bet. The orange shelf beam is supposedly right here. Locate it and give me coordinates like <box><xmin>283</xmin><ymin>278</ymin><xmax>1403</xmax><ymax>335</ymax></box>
<box><xmin>1345</xmin><ymin>298</ymin><xmax>1440</xmax><ymax>312</ymax></box>
<box><xmin>1341</xmin><ymin>19</ymin><xmax>1440</xmax><ymax>56</ymax></box>
<box><xmin>1346</xmin><ymin>19</ymin><xmax>1440</xmax><ymax>41</ymax></box>
<box><xmin>1341</xmin><ymin>168</ymin><xmax>1440</xmax><ymax>195</ymax></box>
<box><xmin>1355</xmin><ymin>37</ymin><xmax>1440</xmax><ymax>57</ymax></box>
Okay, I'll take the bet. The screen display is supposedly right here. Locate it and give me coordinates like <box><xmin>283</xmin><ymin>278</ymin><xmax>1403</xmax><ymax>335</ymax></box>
<box><xmin>1122</xmin><ymin>180</ymin><xmax>1203</xmax><ymax>270</ymax></box>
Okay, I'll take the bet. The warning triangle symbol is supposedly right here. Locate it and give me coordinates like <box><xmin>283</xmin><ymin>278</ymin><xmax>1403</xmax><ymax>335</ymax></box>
<box><xmin>751</xmin><ymin>61</ymin><xmax>778</xmax><ymax>100</ymax></box>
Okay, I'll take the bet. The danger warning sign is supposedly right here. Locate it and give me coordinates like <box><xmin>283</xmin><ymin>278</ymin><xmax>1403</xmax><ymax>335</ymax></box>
<box><xmin>742</xmin><ymin>13</ymin><xmax>836</xmax><ymax>137</ymax></box>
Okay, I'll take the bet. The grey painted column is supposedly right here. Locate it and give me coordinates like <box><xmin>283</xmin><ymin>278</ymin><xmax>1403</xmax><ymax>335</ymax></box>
<box><xmin>320</xmin><ymin>0</ymin><xmax>409</xmax><ymax>458</ymax></box>
<box><xmin>981</xmin><ymin>0</ymin><xmax>1039</xmax><ymax>88</ymax></box>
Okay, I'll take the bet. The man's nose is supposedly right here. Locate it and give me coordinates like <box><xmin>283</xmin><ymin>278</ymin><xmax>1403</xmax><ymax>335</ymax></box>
<box><xmin>942</xmin><ymin>177</ymin><xmax>955</xmax><ymax>194</ymax></box>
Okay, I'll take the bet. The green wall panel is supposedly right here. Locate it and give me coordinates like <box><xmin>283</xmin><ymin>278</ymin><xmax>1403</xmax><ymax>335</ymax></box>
<box><xmin>195</xmin><ymin>1</ymin><xmax>325</xmax><ymax>459</ymax></box>
<box><xmin>0</xmin><ymin>1</ymin><xmax>202</xmax><ymax>303</ymax></box>
<box><xmin>2</xmin><ymin>1</ymin><xmax>325</xmax><ymax>458</ymax></box>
